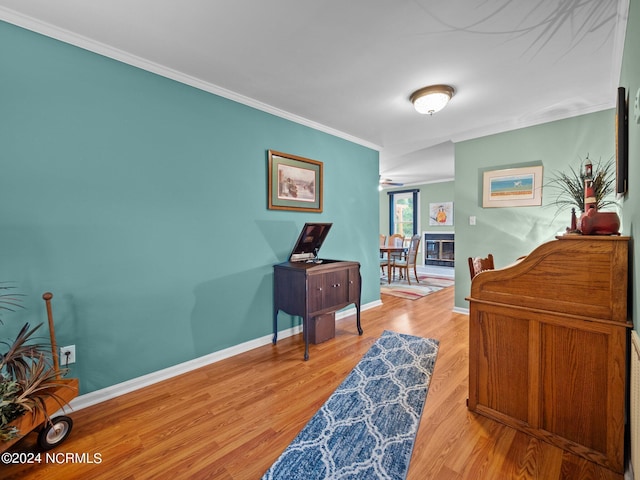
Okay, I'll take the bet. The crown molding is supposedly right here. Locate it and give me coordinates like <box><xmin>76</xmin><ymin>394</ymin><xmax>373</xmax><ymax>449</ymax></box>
<box><xmin>0</xmin><ymin>8</ymin><xmax>381</xmax><ymax>152</ymax></box>
<box><xmin>450</xmin><ymin>102</ymin><xmax>614</xmax><ymax>145</ymax></box>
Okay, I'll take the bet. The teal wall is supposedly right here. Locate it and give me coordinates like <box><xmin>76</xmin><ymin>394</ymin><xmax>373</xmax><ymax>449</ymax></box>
<box><xmin>620</xmin><ymin>0</ymin><xmax>640</xmax><ymax>330</ymax></box>
<box><xmin>379</xmin><ymin>181</ymin><xmax>455</xmax><ymax>264</ymax></box>
<box><xmin>0</xmin><ymin>22</ymin><xmax>379</xmax><ymax>394</ymax></box>
<box><xmin>454</xmin><ymin>110</ymin><xmax>616</xmax><ymax>308</ymax></box>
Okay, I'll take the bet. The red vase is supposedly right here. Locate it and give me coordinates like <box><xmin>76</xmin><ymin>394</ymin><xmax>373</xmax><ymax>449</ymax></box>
<box><xmin>579</xmin><ymin>209</ymin><xmax>620</xmax><ymax>235</ymax></box>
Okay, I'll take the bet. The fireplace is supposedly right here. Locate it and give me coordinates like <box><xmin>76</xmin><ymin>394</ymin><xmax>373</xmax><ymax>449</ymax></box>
<box><xmin>423</xmin><ymin>232</ymin><xmax>454</xmax><ymax>266</ymax></box>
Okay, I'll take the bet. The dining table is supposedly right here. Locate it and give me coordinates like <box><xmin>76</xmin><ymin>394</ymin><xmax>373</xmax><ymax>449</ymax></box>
<box><xmin>380</xmin><ymin>245</ymin><xmax>406</xmax><ymax>283</ymax></box>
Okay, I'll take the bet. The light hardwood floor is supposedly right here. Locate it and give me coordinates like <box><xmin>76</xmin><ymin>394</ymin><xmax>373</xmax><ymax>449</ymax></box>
<box><xmin>4</xmin><ymin>286</ymin><xmax>623</xmax><ymax>479</ymax></box>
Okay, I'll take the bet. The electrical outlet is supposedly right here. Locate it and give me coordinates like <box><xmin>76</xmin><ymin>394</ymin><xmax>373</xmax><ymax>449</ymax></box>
<box><xmin>60</xmin><ymin>345</ymin><xmax>76</xmax><ymax>365</ymax></box>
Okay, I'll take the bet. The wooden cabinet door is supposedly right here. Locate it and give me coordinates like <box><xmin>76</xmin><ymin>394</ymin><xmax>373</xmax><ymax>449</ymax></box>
<box><xmin>540</xmin><ymin>322</ymin><xmax>625</xmax><ymax>461</ymax></box>
<box><xmin>308</xmin><ymin>269</ymin><xmax>350</xmax><ymax>313</ymax></box>
<box><xmin>470</xmin><ymin>308</ymin><xmax>530</xmax><ymax>424</ymax></box>
<box><xmin>322</xmin><ymin>270</ymin><xmax>349</xmax><ymax>310</ymax></box>
<box><xmin>308</xmin><ymin>274</ymin><xmax>325</xmax><ymax>312</ymax></box>
<box><xmin>347</xmin><ymin>266</ymin><xmax>360</xmax><ymax>304</ymax></box>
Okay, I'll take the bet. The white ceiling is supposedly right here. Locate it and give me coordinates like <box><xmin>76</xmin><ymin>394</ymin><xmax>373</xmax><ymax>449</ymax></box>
<box><xmin>0</xmin><ymin>0</ymin><xmax>628</xmax><ymax>187</ymax></box>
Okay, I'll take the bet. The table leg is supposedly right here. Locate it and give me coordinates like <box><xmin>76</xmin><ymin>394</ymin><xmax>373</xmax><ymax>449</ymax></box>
<box><xmin>272</xmin><ymin>308</ymin><xmax>278</xmax><ymax>344</ymax></box>
<box><xmin>303</xmin><ymin>315</ymin><xmax>309</xmax><ymax>361</ymax></box>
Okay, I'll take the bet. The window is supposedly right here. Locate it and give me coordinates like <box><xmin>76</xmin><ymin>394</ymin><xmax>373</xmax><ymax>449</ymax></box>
<box><xmin>394</xmin><ymin>192</ymin><xmax>414</xmax><ymax>237</ymax></box>
<box><xmin>387</xmin><ymin>189</ymin><xmax>419</xmax><ymax>238</ymax></box>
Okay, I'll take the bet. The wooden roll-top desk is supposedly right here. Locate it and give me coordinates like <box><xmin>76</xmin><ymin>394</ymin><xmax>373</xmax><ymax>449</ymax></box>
<box><xmin>467</xmin><ymin>235</ymin><xmax>631</xmax><ymax>473</ymax></box>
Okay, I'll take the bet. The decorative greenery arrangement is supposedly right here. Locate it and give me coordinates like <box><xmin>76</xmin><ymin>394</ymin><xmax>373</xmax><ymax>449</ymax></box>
<box><xmin>545</xmin><ymin>155</ymin><xmax>617</xmax><ymax>216</ymax></box>
<box><xmin>0</xmin><ymin>285</ymin><xmax>68</xmax><ymax>442</ymax></box>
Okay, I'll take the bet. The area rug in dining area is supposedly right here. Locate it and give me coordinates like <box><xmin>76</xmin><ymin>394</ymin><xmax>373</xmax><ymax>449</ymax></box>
<box><xmin>261</xmin><ymin>330</ymin><xmax>439</xmax><ymax>480</ymax></box>
<box><xmin>380</xmin><ymin>275</ymin><xmax>454</xmax><ymax>300</ymax></box>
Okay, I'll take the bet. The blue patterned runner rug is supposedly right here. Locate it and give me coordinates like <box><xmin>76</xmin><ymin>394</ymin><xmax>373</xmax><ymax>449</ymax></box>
<box><xmin>261</xmin><ymin>330</ymin><xmax>439</xmax><ymax>480</ymax></box>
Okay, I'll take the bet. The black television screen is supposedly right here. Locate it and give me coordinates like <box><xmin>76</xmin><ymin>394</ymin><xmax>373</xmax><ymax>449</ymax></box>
<box><xmin>289</xmin><ymin>223</ymin><xmax>332</xmax><ymax>261</ymax></box>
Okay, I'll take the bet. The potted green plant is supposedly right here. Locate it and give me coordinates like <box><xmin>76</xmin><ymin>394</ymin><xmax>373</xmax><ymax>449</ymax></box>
<box><xmin>546</xmin><ymin>155</ymin><xmax>617</xmax><ymax>213</ymax></box>
<box><xmin>0</xmin><ymin>286</ymin><xmax>75</xmax><ymax>449</ymax></box>
<box><xmin>545</xmin><ymin>155</ymin><xmax>619</xmax><ymax>234</ymax></box>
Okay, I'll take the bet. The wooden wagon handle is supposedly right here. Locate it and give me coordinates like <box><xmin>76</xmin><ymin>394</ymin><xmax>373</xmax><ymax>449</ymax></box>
<box><xmin>42</xmin><ymin>292</ymin><xmax>60</xmax><ymax>379</ymax></box>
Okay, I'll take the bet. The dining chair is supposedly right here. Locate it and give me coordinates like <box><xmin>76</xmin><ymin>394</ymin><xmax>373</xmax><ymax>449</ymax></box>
<box><xmin>380</xmin><ymin>256</ymin><xmax>390</xmax><ymax>277</ymax></box>
<box><xmin>388</xmin><ymin>233</ymin><xmax>404</xmax><ymax>247</ymax></box>
<box><xmin>387</xmin><ymin>233</ymin><xmax>405</xmax><ymax>264</ymax></box>
<box><xmin>468</xmin><ymin>254</ymin><xmax>495</xmax><ymax>280</ymax></box>
<box><xmin>392</xmin><ymin>234</ymin><xmax>421</xmax><ymax>285</ymax></box>
<box><xmin>379</xmin><ymin>234</ymin><xmax>387</xmax><ymax>264</ymax></box>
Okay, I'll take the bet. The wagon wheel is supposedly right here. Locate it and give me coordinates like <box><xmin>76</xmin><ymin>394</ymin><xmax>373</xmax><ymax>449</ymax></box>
<box><xmin>38</xmin><ymin>415</ymin><xmax>73</xmax><ymax>450</ymax></box>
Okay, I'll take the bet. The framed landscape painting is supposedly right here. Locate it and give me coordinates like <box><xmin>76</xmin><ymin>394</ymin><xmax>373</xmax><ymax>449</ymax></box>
<box><xmin>268</xmin><ymin>150</ymin><xmax>323</xmax><ymax>212</ymax></box>
<box><xmin>482</xmin><ymin>165</ymin><xmax>543</xmax><ymax>208</ymax></box>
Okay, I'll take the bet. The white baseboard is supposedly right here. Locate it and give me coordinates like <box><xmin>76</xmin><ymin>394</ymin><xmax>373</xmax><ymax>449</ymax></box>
<box><xmin>61</xmin><ymin>300</ymin><xmax>382</xmax><ymax>413</ymax></box>
<box><xmin>453</xmin><ymin>306</ymin><xmax>469</xmax><ymax>315</ymax></box>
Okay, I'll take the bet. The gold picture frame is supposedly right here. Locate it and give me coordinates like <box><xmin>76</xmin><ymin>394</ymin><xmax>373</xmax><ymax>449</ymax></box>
<box><xmin>268</xmin><ymin>150</ymin><xmax>323</xmax><ymax>212</ymax></box>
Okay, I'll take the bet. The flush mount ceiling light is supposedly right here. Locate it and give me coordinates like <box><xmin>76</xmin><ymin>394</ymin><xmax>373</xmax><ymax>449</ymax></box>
<box><xmin>410</xmin><ymin>84</ymin><xmax>455</xmax><ymax>115</ymax></box>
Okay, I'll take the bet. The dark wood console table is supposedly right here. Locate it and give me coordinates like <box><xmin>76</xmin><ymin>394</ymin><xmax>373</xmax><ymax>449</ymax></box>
<box><xmin>273</xmin><ymin>260</ymin><xmax>362</xmax><ymax>360</ymax></box>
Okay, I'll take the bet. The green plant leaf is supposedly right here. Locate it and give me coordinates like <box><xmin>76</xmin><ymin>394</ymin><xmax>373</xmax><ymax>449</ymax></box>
<box><xmin>545</xmin><ymin>155</ymin><xmax>618</xmax><ymax>218</ymax></box>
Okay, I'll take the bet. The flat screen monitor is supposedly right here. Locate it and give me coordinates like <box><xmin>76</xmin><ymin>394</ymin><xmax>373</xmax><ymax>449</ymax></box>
<box><xmin>289</xmin><ymin>223</ymin><xmax>332</xmax><ymax>262</ymax></box>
